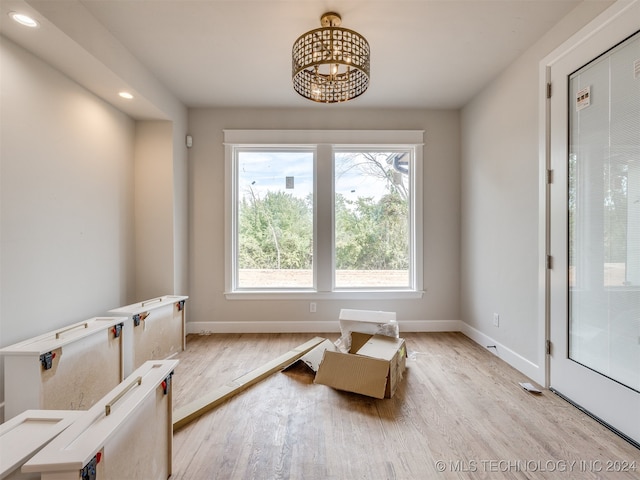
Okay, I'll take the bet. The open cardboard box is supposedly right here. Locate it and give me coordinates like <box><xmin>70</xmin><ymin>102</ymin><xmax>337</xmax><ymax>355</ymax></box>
<box><xmin>312</xmin><ymin>332</ymin><xmax>407</xmax><ymax>399</ymax></box>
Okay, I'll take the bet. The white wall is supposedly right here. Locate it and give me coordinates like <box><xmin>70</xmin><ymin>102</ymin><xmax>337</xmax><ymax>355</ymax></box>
<box><xmin>460</xmin><ymin>1</ymin><xmax>613</xmax><ymax>381</ymax></box>
<box><xmin>187</xmin><ymin>108</ymin><xmax>461</xmax><ymax>331</ymax></box>
<box><xmin>172</xmin><ymin>120</ymin><xmax>189</xmax><ymax>297</ymax></box>
<box><xmin>0</xmin><ymin>37</ymin><xmax>137</xmax><ymax>412</ymax></box>
<box><xmin>133</xmin><ymin>121</ymin><xmax>176</xmax><ymax>300</ymax></box>
<box><xmin>131</xmin><ymin>118</ymin><xmax>189</xmax><ymax>302</ymax></box>
<box><xmin>0</xmin><ymin>36</ymin><xmax>137</xmax><ymax>341</ymax></box>
<box><xmin>0</xmin><ymin>0</ymin><xmax>191</xmax><ymax>306</ymax></box>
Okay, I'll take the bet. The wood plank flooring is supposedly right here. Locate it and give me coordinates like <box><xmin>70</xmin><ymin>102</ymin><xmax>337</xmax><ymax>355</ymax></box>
<box><xmin>170</xmin><ymin>332</ymin><xmax>639</xmax><ymax>479</ymax></box>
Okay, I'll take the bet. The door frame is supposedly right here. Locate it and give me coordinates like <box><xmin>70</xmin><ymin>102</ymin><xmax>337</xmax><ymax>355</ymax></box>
<box><xmin>539</xmin><ymin>0</ymin><xmax>640</xmax><ymax>390</ymax></box>
<box><xmin>538</xmin><ymin>0</ymin><xmax>640</xmax><ymax>446</ymax></box>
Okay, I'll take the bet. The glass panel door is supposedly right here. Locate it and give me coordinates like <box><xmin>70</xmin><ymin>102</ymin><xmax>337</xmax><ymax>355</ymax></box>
<box><xmin>568</xmin><ymin>32</ymin><xmax>640</xmax><ymax>393</ymax></box>
<box><xmin>547</xmin><ymin>18</ymin><xmax>640</xmax><ymax>446</ymax></box>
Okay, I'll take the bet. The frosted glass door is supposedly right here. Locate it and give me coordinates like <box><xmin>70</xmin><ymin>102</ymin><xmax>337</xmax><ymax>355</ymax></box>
<box><xmin>548</xmin><ymin>15</ymin><xmax>640</xmax><ymax>447</ymax></box>
<box><xmin>568</xmin><ymin>32</ymin><xmax>640</xmax><ymax>393</ymax></box>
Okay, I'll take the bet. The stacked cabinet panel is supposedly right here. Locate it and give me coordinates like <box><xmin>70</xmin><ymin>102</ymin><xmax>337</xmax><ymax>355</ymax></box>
<box><xmin>0</xmin><ymin>317</ymin><xmax>126</xmax><ymax>420</ymax></box>
<box><xmin>22</xmin><ymin>360</ymin><xmax>178</xmax><ymax>480</ymax></box>
<box><xmin>109</xmin><ymin>295</ymin><xmax>188</xmax><ymax>377</ymax></box>
<box><xmin>0</xmin><ymin>410</ymin><xmax>83</xmax><ymax>480</ymax></box>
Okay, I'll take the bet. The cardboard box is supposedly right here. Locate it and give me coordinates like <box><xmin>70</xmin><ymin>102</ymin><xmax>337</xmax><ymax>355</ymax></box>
<box><xmin>314</xmin><ymin>332</ymin><xmax>407</xmax><ymax>399</ymax></box>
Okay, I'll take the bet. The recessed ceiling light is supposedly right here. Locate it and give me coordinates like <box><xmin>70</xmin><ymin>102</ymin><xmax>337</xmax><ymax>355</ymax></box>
<box><xmin>9</xmin><ymin>12</ymin><xmax>39</xmax><ymax>28</ymax></box>
<box><xmin>118</xmin><ymin>92</ymin><xmax>134</xmax><ymax>100</ymax></box>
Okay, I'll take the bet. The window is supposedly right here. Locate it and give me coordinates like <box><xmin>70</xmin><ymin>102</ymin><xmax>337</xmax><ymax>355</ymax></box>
<box><xmin>224</xmin><ymin>130</ymin><xmax>424</xmax><ymax>299</ymax></box>
<box><xmin>334</xmin><ymin>149</ymin><xmax>412</xmax><ymax>288</ymax></box>
<box><xmin>236</xmin><ymin>148</ymin><xmax>314</xmax><ymax>289</ymax></box>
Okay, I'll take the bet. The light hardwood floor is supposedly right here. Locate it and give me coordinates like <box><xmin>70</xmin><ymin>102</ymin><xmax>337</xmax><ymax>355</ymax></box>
<box><xmin>170</xmin><ymin>332</ymin><xmax>639</xmax><ymax>479</ymax></box>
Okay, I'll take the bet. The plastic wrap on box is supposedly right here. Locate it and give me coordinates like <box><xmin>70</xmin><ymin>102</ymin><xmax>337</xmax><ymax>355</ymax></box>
<box><xmin>335</xmin><ymin>309</ymin><xmax>399</xmax><ymax>353</ymax></box>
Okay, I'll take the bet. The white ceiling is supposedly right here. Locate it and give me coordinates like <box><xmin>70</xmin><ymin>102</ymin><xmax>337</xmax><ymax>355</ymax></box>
<box><xmin>1</xmin><ymin>0</ymin><xmax>588</xmax><ymax>116</ymax></box>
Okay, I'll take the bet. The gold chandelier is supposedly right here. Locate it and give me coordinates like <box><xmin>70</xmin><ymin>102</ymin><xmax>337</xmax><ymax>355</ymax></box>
<box><xmin>292</xmin><ymin>12</ymin><xmax>370</xmax><ymax>103</ymax></box>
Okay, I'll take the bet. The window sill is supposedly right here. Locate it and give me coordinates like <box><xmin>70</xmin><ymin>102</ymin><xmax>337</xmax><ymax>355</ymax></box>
<box><xmin>224</xmin><ymin>290</ymin><xmax>425</xmax><ymax>300</ymax></box>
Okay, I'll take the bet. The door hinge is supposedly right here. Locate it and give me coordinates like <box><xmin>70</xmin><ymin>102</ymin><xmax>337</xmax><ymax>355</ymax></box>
<box><xmin>546</xmin><ymin>254</ymin><xmax>553</xmax><ymax>270</ymax></box>
<box><xmin>546</xmin><ymin>339</ymin><xmax>552</xmax><ymax>355</ymax></box>
<box><xmin>546</xmin><ymin>169</ymin><xmax>553</xmax><ymax>184</ymax></box>
<box><xmin>546</xmin><ymin>82</ymin><xmax>552</xmax><ymax>99</ymax></box>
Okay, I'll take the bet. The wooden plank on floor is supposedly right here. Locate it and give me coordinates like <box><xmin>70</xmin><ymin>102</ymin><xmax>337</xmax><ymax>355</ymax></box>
<box><xmin>173</xmin><ymin>336</ymin><xmax>326</xmax><ymax>430</ymax></box>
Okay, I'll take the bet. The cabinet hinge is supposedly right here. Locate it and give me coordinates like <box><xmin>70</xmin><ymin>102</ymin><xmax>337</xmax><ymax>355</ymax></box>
<box><xmin>162</xmin><ymin>371</ymin><xmax>174</xmax><ymax>395</ymax></box>
<box><xmin>546</xmin><ymin>169</ymin><xmax>553</xmax><ymax>184</ymax></box>
<box><xmin>40</xmin><ymin>351</ymin><xmax>54</xmax><ymax>370</ymax></box>
<box><xmin>546</xmin><ymin>340</ymin><xmax>552</xmax><ymax>355</ymax></box>
<box><xmin>546</xmin><ymin>254</ymin><xmax>553</xmax><ymax>270</ymax></box>
<box><xmin>112</xmin><ymin>322</ymin><xmax>123</xmax><ymax>338</ymax></box>
<box><xmin>81</xmin><ymin>453</ymin><xmax>99</xmax><ymax>480</ymax></box>
<box><xmin>546</xmin><ymin>82</ymin><xmax>552</xmax><ymax>99</ymax></box>
<box><xmin>132</xmin><ymin>311</ymin><xmax>149</xmax><ymax>327</ymax></box>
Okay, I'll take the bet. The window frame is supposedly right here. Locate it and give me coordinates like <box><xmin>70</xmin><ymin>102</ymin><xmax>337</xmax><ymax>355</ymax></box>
<box><xmin>224</xmin><ymin>130</ymin><xmax>424</xmax><ymax>300</ymax></box>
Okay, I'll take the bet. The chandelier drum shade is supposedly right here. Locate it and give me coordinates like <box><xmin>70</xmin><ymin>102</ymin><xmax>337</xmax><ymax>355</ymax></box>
<box><xmin>292</xmin><ymin>12</ymin><xmax>370</xmax><ymax>103</ymax></box>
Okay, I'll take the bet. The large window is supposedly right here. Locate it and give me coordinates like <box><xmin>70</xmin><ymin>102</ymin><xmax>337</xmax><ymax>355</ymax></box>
<box><xmin>225</xmin><ymin>130</ymin><xmax>424</xmax><ymax>299</ymax></box>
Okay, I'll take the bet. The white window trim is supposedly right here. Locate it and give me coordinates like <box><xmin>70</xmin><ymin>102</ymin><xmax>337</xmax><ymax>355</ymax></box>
<box><xmin>224</xmin><ymin>130</ymin><xmax>425</xmax><ymax>300</ymax></box>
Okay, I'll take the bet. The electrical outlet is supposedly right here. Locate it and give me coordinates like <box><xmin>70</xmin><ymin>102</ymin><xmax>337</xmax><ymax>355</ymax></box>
<box><xmin>493</xmin><ymin>313</ymin><xmax>500</xmax><ymax>327</ymax></box>
<box><xmin>310</xmin><ymin>302</ymin><xmax>317</xmax><ymax>313</ymax></box>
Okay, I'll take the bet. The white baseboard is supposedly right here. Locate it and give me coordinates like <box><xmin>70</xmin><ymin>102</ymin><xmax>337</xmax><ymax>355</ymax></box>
<box><xmin>186</xmin><ymin>319</ymin><xmax>464</xmax><ymax>335</ymax></box>
<box><xmin>460</xmin><ymin>323</ymin><xmax>542</xmax><ymax>384</ymax></box>
<box><xmin>185</xmin><ymin>319</ymin><xmax>541</xmax><ymax>383</ymax></box>
<box><xmin>187</xmin><ymin>321</ymin><xmax>341</xmax><ymax>334</ymax></box>
<box><xmin>400</xmin><ymin>319</ymin><xmax>465</xmax><ymax>332</ymax></box>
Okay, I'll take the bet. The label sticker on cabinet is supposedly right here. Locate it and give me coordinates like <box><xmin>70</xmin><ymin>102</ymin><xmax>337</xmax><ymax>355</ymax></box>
<box><xmin>576</xmin><ymin>86</ymin><xmax>591</xmax><ymax>111</ymax></box>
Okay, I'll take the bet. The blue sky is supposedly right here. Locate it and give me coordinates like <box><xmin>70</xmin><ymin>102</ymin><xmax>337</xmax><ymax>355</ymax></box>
<box><xmin>237</xmin><ymin>150</ymin><xmax>408</xmax><ymax>202</ymax></box>
<box><xmin>239</xmin><ymin>150</ymin><xmax>313</xmax><ymax>200</ymax></box>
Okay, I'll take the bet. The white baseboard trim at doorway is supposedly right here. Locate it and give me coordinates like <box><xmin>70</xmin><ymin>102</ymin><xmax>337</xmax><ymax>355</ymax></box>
<box><xmin>460</xmin><ymin>323</ymin><xmax>543</xmax><ymax>385</ymax></box>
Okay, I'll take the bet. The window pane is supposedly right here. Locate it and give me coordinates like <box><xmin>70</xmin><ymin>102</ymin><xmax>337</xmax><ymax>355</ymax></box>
<box><xmin>236</xmin><ymin>150</ymin><xmax>314</xmax><ymax>288</ymax></box>
<box><xmin>334</xmin><ymin>150</ymin><xmax>411</xmax><ymax>288</ymax></box>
